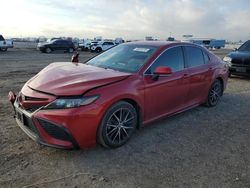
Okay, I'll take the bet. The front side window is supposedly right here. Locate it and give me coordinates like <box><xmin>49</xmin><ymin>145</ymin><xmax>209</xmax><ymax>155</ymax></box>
<box><xmin>238</xmin><ymin>41</ymin><xmax>250</xmax><ymax>51</ymax></box>
<box><xmin>185</xmin><ymin>46</ymin><xmax>205</xmax><ymax>67</ymax></box>
<box><xmin>146</xmin><ymin>46</ymin><xmax>185</xmax><ymax>74</ymax></box>
<box><xmin>86</xmin><ymin>44</ymin><xmax>157</xmax><ymax>73</ymax></box>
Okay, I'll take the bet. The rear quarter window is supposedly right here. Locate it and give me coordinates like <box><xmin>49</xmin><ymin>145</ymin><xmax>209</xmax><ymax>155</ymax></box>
<box><xmin>203</xmin><ymin>51</ymin><xmax>210</xmax><ymax>64</ymax></box>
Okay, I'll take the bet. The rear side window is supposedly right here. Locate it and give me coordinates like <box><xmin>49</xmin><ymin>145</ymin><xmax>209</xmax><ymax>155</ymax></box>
<box><xmin>146</xmin><ymin>46</ymin><xmax>185</xmax><ymax>74</ymax></box>
<box><xmin>185</xmin><ymin>46</ymin><xmax>205</xmax><ymax>67</ymax></box>
<box><xmin>203</xmin><ymin>52</ymin><xmax>210</xmax><ymax>64</ymax></box>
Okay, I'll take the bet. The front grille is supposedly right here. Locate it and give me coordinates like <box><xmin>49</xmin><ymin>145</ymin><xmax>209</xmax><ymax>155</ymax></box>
<box><xmin>244</xmin><ymin>58</ymin><xmax>250</xmax><ymax>66</ymax></box>
<box><xmin>38</xmin><ymin>119</ymin><xmax>72</xmax><ymax>142</ymax></box>
<box><xmin>25</xmin><ymin>96</ymin><xmax>48</xmax><ymax>101</ymax></box>
<box><xmin>26</xmin><ymin>105</ymin><xmax>43</xmax><ymax>113</ymax></box>
<box><xmin>232</xmin><ymin>58</ymin><xmax>243</xmax><ymax>65</ymax></box>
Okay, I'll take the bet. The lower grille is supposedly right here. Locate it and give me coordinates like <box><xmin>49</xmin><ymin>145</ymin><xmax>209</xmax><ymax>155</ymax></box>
<box><xmin>38</xmin><ymin>119</ymin><xmax>73</xmax><ymax>142</ymax></box>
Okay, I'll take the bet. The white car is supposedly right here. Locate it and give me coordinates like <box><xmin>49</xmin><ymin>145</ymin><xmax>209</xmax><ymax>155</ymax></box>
<box><xmin>0</xmin><ymin>35</ymin><xmax>14</xmax><ymax>51</ymax></box>
<box><xmin>78</xmin><ymin>41</ymin><xmax>95</xmax><ymax>51</ymax></box>
<box><xmin>90</xmin><ymin>41</ymin><xmax>116</xmax><ymax>52</ymax></box>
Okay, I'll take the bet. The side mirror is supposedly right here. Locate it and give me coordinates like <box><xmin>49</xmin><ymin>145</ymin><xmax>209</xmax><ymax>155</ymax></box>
<box><xmin>152</xmin><ymin>66</ymin><xmax>172</xmax><ymax>80</ymax></box>
<box><xmin>154</xmin><ymin>66</ymin><xmax>172</xmax><ymax>75</ymax></box>
<box><xmin>234</xmin><ymin>48</ymin><xmax>238</xmax><ymax>51</ymax></box>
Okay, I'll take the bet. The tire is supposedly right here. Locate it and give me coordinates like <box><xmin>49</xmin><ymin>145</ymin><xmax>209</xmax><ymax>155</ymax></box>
<box><xmin>68</xmin><ymin>48</ymin><xmax>74</xmax><ymax>53</ymax></box>
<box><xmin>0</xmin><ymin>48</ymin><xmax>7</xmax><ymax>51</ymax></box>
<box><xmin>206</xmin><ymin>79</ymin><xmax>223</xmax><ymax>107</ymax></box>
<box><xmin>45</xmin><ymin>47</ymin><xmax>52</xmax><ymax>53</ymax></box>
<box><xmin>96</xmin><ymin>47</ymin><xmax>102</xmax><ymax>53</ymax></box>
<box><xmin>97</xmin><ymin>101</ymin><xmax>138</xmax><ymax>148</ymax></box>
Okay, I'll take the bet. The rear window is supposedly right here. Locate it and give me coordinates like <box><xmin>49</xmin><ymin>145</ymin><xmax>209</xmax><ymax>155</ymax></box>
<box><xmin>185</xmin><ymin>46</ymin><xmax>205</xmax><ymax>67</ymax></box>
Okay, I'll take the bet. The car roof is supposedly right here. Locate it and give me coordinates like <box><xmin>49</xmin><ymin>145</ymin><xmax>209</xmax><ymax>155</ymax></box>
<box><xmin>125</xmin><ymin>41</ymin><xmax>193</xmax><ymax>48</ymax></box>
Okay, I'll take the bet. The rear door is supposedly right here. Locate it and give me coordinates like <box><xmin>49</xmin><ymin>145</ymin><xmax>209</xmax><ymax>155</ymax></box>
<box><xmin>184</xmin><ymin>46</ymin><xmax>212</xmax><ymax>105</ymax></box>
<box><xmin>61</xmin><ymin>40</ymin><xmax>69</xmax><ymax>50</ymax></box>
<box><xmin>144</xmin><ymin>46</ymin><xmax>190</xmax><ymax>122</ymax></box>
<box><xmin>51</xmin><ymin>40</ymin><xmax>61</xmax><ymax>50</ymax></box>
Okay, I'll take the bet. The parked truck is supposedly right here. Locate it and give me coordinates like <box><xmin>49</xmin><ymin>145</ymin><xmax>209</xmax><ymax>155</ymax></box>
<box><xmin>189</xmin><ymin>38</ymin><xmax>225</xmax><ymax>49</ymax></box>
<box><xmin>0</xmin><ymin>35</ymin><xmax>14</xmax><ymax>51</ymax></box>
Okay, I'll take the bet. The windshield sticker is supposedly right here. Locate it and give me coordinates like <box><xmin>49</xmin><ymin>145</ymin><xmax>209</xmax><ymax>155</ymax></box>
<box><xmin>133</xmin><ymin>48</ymin><xmax>150</xmax><ymax>52</ymax></box>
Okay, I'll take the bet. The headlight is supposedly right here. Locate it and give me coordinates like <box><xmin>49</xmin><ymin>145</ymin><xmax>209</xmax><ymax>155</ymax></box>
<box><xmin>223</xmin><ymin>56</ymin><xmax>232</xmax><ymax>67</ymax></box>
<box><xmin>44</xmin><ymin>95</ymin><xmax>99</xmax><ymax>109</ymax></box>
<box><xmin>223</xmin><ymin>56</ymin><xmax>232</xmax><ymax>62</ymax></box>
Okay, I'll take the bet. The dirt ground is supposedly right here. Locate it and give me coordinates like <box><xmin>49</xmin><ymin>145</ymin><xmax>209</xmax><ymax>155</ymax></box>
<box><xmin>0</xmin><ymin>43</ymin><xmax>250</xmax><ymax>188</ymax></box>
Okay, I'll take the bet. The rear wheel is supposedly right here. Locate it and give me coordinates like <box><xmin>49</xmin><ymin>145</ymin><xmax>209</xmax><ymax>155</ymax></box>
<box><xmin>97</xmin><ymin>101</ymin><xmax>138</xmax><ymax>148</ymax></box>
<box><xmin>206</xmin><ymin>79</ymin><xmax>223</xmax><ymax>107</ymax></box>
<box><xmin>45</xmin><ymin>47</ymin><xmax>52</xmax><ymax>53</ymax></box>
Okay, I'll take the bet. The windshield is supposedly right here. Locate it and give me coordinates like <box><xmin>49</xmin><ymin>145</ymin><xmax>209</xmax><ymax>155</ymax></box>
<box><xmin>238</xmin><ymin>41</ymin><xmax>250</xmax><ymax>51</ymax></box>
<box><xmin>0</xmin><ymin>35</ymin><xmax>5</xmax><ymax>41</ymax></box>
<box><xmin>86</xmin><ymin>44</ymin><xmax>157</xmax><ymax>73</ymax></box>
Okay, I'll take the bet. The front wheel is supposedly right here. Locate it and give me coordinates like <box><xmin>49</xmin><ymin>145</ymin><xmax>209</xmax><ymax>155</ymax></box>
<box><xmin>96</xmin><ymin>47</ymin><xmax>102</xmax><ymax>53</ymax></box>
<box><xmin>97</xmin><ymin>101</ymin><xmax>138</xmax><ymax>148</ymax></box>
<box><xmin>206</xmin><ymin>79</ymin><xmax>223</xmax><ymax>107</ymax></box>
<box><xmin>0</xmin><ymin>48</ymin><xmax>7</xmax><ymax>51</ymax></box>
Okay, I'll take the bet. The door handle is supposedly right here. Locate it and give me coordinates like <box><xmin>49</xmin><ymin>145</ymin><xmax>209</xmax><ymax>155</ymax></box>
<box><xmin>183</xmin><ymin>73</ymin><xmax>189</xmax><ymax>77</ymax></box>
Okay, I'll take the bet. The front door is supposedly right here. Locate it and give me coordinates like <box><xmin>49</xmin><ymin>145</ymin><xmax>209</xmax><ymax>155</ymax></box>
<box><xmin>144</xmin><ymin>46</ymin><xmax>189</xmax><ymax>122</ymax></box>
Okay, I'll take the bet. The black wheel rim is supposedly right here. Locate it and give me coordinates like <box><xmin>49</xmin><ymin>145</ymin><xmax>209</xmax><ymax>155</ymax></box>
<box><xmin>105</xmin><ymin>108</ymin><xmax>135</xmax><ymax>145</ymax></box>
<box><xmin>209</xmin><ymin>82</ymin><xmax>221</xmax><ymax>105</ymax></box>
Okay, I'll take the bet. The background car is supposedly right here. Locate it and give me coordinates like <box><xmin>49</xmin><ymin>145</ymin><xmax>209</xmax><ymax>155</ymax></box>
<box><xmin>37</xmin><ymin>39</ymin><xmax>75</xmax><ymax>53</ymax></box>
<box><xmin>9</xmin><ymin>41</ymin><xmax>228</xmax><ymax>149</ymax></box>
<box><xmin>223</xmin><ymin>40</ymin><xmax>250</xmax><ymax>76</ymax></box>
<box><xmin>90</xmin><ymin>41</ymin><xmax>116</xmax><ymax>52</ymax></box>
<box><xmin>0</xmin><ymin>34</ymin><xmax>14</xmax><ymax>51</ymax></box>
<box><xmin>78</xmin><ymin>40</ymin><xmax>91</xmax><ymax>51</ymax></box>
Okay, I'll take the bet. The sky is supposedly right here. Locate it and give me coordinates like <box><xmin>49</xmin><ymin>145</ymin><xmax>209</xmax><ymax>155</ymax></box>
<box><xmin>1</xmin><ymin>0</ymin><xmax>250</xmax><ymax>41</ymax></box>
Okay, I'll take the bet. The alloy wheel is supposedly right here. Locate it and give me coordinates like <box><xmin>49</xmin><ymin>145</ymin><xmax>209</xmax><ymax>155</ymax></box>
<box><xmin>105</xmin><ymin>108</ymin><xmax>135</xmax><ymax>145</ymax></box>
<box><xmin>209</xmin><ymin>80</ymin><xmax>222</xmax><ymax>106</ymax></box>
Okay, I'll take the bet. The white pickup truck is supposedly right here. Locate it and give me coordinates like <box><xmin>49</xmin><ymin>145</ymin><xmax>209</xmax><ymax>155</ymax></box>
<box><xmin>0</xmin><ymin>35</ymin><xmax>14</xmax><ymax>51</ymax></box>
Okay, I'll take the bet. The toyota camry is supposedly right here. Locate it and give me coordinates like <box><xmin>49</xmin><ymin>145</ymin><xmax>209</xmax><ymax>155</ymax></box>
<box><xmin>9</xmin><ymin>41</ymin><xmax>228</xmax><ymax>149</ymax></box>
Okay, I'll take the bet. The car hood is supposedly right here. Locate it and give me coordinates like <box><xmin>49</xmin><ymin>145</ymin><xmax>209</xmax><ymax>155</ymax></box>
<box><xmin>227</xmin><ymin>51</ymin><xmax>250</xmax><ymax>59</ymax></box>
<box><xmin>27</xmin><ymin>62</ymin><xmax>131</xmax><ymax>96</ymax></box>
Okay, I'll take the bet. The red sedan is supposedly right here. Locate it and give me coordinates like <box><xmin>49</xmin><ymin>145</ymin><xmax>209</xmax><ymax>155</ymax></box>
<box><xmin>9</xmin><ymin>41</ymin><xmax>228</xmax><ymax>149</ymax></box>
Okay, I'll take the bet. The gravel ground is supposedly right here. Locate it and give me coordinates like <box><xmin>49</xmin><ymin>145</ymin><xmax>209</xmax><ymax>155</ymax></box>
<box><xmin>0</xmin><ymin>45</ymin><xmax>250</xmax><ymax>188</ymax></box>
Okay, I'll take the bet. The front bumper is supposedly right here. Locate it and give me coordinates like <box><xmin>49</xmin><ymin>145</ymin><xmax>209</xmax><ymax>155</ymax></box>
<box><xmin>9</xmin><ymin>87</ymin><xmax>104</xmax><ymax>149</ymax></box>
<box><xmin>14</xmin><ymin>102</ymin><xmax>79</xmax><ymax>149</ymax></box>
<box><xmin>229</xmin><ymin>65</ymin><xmax>250</xmax><ymax>76</ymax></box>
